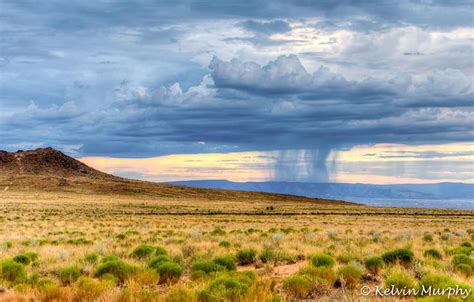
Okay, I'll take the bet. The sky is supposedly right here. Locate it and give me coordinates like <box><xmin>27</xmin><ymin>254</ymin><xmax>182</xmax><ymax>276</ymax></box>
<box><xmin>1</xmin><ymin>0</ymin><xmax>473</xmax><ymax>184</ymax></box>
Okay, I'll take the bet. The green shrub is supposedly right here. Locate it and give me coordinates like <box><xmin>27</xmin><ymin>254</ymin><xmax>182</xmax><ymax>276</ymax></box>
<box><xmin>24</xmin><ymin>252</ymin><xmax>39</xmax><ymax>261</ymax></box>
<box><xmin>210</xmin><ymin>227</ymin><xmax>226</xmax><ymax>236</ymax></box>
<box><xmin>84</xmin><ymin>252</ymin><xmax>99</xmax><ymax>264</ymax></box>
<box><xmin>455</xmin><ymin>263</ymin><xmax>472</xmax><ymax>277</ymax></box>
<box><xmin>0</xmin><ymin>260</ymin><xmax>27</xmax><ymax>283</ymax></box>
<box><xmin>384</xmin><ymin>269</ymin><xmax>416</xmax><ymax>291</ymax></box>
<box><xmin>59</xmin><ymin>266</ymin><xmax>81</xmax><ymax>285</ymax></box>
<box><xmin>337</xmin><ymin>264</ymin><xmax>363</xmax><ymax>288</ymax></box>
<box><xmin>155</xmin><ymin>246</ymin><xmax>168</xmax><ymax>256</ymax></box>
<box><xmin>95</xmin><ymin>260</ymin><xmax>136</xmax><ymax>283</ymax></box>
<box><xmin>310</xmin><ymin>253</ymin><xmax>335</xmax><ymax>268</ymax></box>
<box><xmin>155</xmin><ymin>262</ymin><xmax>183</xmax><ymax>283</ymax></box>
<box><xmin>101</xmin><ymin>255</ymin><xmax>119</xmax><ymax>263</ymax></box>
<box><xmin>198</xmin><ymin>276</ymin><xmax>251</xmax><ymax>302</ymax></box>
<box><xmin>235</xmin><ymin>248</ymin><xmax>257</xmax><ymax>265</ymax></box>
<box><xmin>423</xmin><ymin>248</ymin><xmax>442</xmax><ymax>259</ymax></box>
<box><xmin>298</xmin><ymin>266</ymin><xmax>336</xmax><ymax>286</ymax></box>
<box><xmin>364</xmin><ymin>256</ymin><xmax>384</xmax><ymax>275</ymax></box>
<box><xmin>213</xmin><ymin>256</ymin><xmax>236</xmax><ymax>271</ymax></box>
<box><xmin>381</xmin><ymin>248</ymin><xmax>414</xmax><ymax>266</ymax></box>
<box><xmin>419</xmin><ymin>273</ymin><xmax>473</xmax><ymax>300</ymax></box>
<box><xmin>423</xmin><ymin>233</ymin><xmax>433</xmax><ymax>242</ymax></box>
<box><xmin>446</xmin><ymin>246</ymin><xmax>471</xmax><ymax>256</ymax></box>
<box><xmin>13</xmin><ymin>254</ymin><xmax>31</xmax><ymax>265</ymax></box>
<box><xmin>452</xmin><ymin>254</ymin><xmax>473</xmax><ymax>267</ymax></box>
<box><xmin>191</xmin><ymin>260</ymin><xmax>221</xmax><ymax>274</ymax></box>
<box><xmin>219</xmin><ymin>240</ymin><xmax>231</xmax><ymax>248</ymax></box>
<box><xmin>461</xmin><ymin>241</ymin><xmax>472</xmax><ymax>248</ymax></box>
<box><xmin>283</xmin><ymin>275</ymin><xmax>311</xmax><ymax>299</ymax></box>
<box><xmin>130</xmin><ymin>244</ymin><xmax>156</xmax><ymax>259</ymax></box>
<box><xmin>148</xmin><ymin>255</ymin><xmax>172</xmax><ymax>269</ymax></box>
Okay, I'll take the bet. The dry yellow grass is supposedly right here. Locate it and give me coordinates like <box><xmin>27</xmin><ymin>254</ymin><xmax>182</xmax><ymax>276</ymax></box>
<box><xmin>0</xmin><ymin>175</ymin><xmax>473</xmax><ymax>301</ymax></box>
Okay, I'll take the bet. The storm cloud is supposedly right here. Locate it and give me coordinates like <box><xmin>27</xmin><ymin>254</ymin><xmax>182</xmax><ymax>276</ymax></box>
<box><xmin>0</xmin><ymin>0</ymin><xmax>472</xmax><ymax>181</ymax></box>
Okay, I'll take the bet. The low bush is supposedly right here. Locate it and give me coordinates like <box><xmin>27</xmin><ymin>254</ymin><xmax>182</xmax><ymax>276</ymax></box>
<box><xmin>337</xmin><ymin>264</ymin><xmax>363</xmax><ymax>288</ymax></box>
<box><xmin>0</xmin><ymin>259</ymin><xmax>27</xmax><ymax>283</ymax></box>
<box><xmin>155</xmin><ymin>246</ymin><xmax>168</xmax><ymax>256</ymax></box>
<box><xmin>452</xmin><ymin>254</ymin><xmax>473</xmax><ymax>267</ymax></box>
<box><xmin>381</xmin><ymin>248</ymin><xmax>414</xmax><ymax>266</ymax></box>
<box><xmin>73</xmin><ymin>277</ymin><xmax>111</xmax><ymax>301</ymax></box>
<box><xmin>364</xmin><ymin>256</ymin><xmax>384</xmax><ymax>275</ymax></box>
<box><xmin>235</xmin><ymin>248</ymin><xmax>257</xmax><ymax>265</ymax></box>
<box><xmin>423</xmin><ymin>233</ymin><xmax>433</xmax><ymax>242</ymax></box>
<box><xmin>59</xmin><ymin>266</ymin><xmax>81</xmax><ymax>285</ymax></box>
<box><xmin>259</xmin><ymin>247</ymin><xmax>295</xmax><ymax>264</ymax></box>
<box><xmin>13</xmin><ymin>254</ymin><xmax>32</xmax><ymax>265</ymax></box>
<box><xmin>298</xmin><ymin>266</ymin><xmax>336</xmax><ymax>287</ymax></box>
<box><xmin>283</xmin><ymin>275</ymin><xmax>312</xmax><ymax>299</ymax></box>
<box><xmin>213</xmin><ymin>256</ymin><xmax>237</xmax><ymax>271</ymax></box>
<box><xmin>423</xmin><ymin>248</ymin><xmax>442</xmax><ymax>259</ymax></box>
<box><xmin>148</xmin><ymin>255</ymin><xmax>172</xmax><ymax>269</ymax></box>
<box><xmin>95</xmin><ymin>260</ymin><xmax>136</xmax><ymax>283</ymax></box>
<box><xmin>191</xmin><ymin>260</ymin><xmax>221</xmax><ymax>274</ymax></box>
<box><xmin>455</xmin><ymin>263</ymin><xmax>472</xmax><ymax>277</ymax></box>
<box><xmin>130</xmin><ymin>244</ymin><xmax>156</xmax><ymax>259</ymax></box>
<box><xmin>310</xmin><ymin>253</ymin><xmax>335</xmax><ymax>268</ymax></box>
<box><xmin>418</xmin><ymin>273</ymin><xmax>473</xmax><ymax>300</ymax></box>
<box><xmin>155</xmin><ymin>262</ymin><xmax>183</xmax><ymax>283</ymax></box>
<box><xmin>198</xmin><ymin>275</ymin><xmax>251</xmax><ymax>302</ymax></box>
<box><xmin>101</xmin><ymin>255</ymin><xmax>119</xmax><ymax>263</ymax></box>
<box><xmin>84</xmin><ymin>252</ymin><xmax>99</xmax><ymax>264</ymax></box>
<box><xmin>384</xmin><ymin>269</ymin><xmax>416</xmax><ymax>291</ymax></box>
<box><xmin>446</xmin><ymin>246</ymin><xmax>471</xmax><ymax>256</ymax></box>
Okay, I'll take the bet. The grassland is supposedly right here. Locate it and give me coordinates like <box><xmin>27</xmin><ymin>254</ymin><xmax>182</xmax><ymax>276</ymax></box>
<box><xmin>1</xmin><ymin>180</ymin><xmax>473</xmax><ymax>301</ymax></box>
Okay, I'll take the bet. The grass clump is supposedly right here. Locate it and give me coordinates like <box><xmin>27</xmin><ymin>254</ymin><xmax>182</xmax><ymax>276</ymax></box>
<box><xmin>381</xmin><ymin>248</ymin><xmax>414</xmax><ymax>266</ymax></box>
<box><xmin>13</xmin><ymin>254</ymin><xmax>32</xmax><ymax>265</ymax></box>
<box><xmin>384</xmin><ymin>269</ymin><xmax>416</xmax><ymax>291</ymax></box>
<box><xmin>198</xmin><ymin>272</ymin><xmax>255</xmax><ymax>302</ymax></box>
<box><xmin>452</xmin><ymin>254</ymin><xmax>473</xmax><ymax>267</ymax></box>
<box><xmin>130</xmin><ymin>244</ymin><xmax>156</xmax><ymax>259</ymax></box>
<box><xmin>59</xmin><ymin>266</ymin><xmax>81</xmax><ymax>285</ymax></box>
<box><xmin>192</xmin><ymin>256</ymin><xmax>237</xmax><ymax>275</ymax></box>
<box><xmin>364</xmin><ymin>256</ymin><xmax>384</xmax><ymax>275</ymax></box>
<box><xmin>191</xmin><ymin>260</ymin><xmax>221</xmax><ymax>275</ymax></box>
<box><xmin>298</xmin><ymin>266</ymin><xmax>336</xmax><ymax>287</ymax></box>
<box><xmin>455</xmin><ymin>263</ymin><xmax>472</xmax><ymax>277</ymax></box>
<box><xmin>283</xmin><ymin>275</ymin><xmax>312</xmax><ymax>299</ymax></box>
<box><xmin>235</xmin><ymin>248</ymin><xmax>257</xmax><ymax>265</ymax></box>
<box><xmin>218</xmin><ymin>240</ymin><xmax>231</xmax><ymax>248</ymax></box>
<box><xmin>0</xmin><ymin>259</ymin><xmax>27</xmax><ymax>283</ymax></box>
<box><xmin>418</xmin><ymin>273</ymin><xmax>473</xmax><ymax>300</ymax></box>
<box><xmin>213</xmin><ymin>256</ymin><xmax>237</xmax><ymax>271</ymax></box>
<box><xmin>148</xmin><ymin>255</ymin><xmax>172</xmax><ymax>269</ymax></box>
<box><xmin>84</xmin><ymin>252</ymin><xmax>99</xmax><ymax>264</ymax></box>
<box><xmin>95</xmin><ymin>260</ymin><xmax>136</xmax><ymax>283</ymax></box>
<box><xmin>423</xmin><ymin>248</ymin><xmax>442</xmax><ymax>259</ymax></box>
<box><xmin>337</xmin><ymin>264</ymin><xmax>363</xmax><ymax>288</ymax></box>
<box><xmin>310</xmin><ymin>253</ymin><xmax>335</xmax><ymax>268</ymax></box>
<box><xmin>155</xmin><ymin>262</ymin><xmax>183</xmax><ymax>283</ymax></box>
<box><xmin>423</xmin><ymin>233</ymin><xmax>433</xmax><ymax>242</ymax></box>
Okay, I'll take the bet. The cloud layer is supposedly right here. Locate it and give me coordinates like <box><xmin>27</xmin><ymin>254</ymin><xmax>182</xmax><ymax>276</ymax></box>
<box><xmin>0</xmin><ymin>0</ymin><xmax>472</xmax><ymax>181</ymax></box>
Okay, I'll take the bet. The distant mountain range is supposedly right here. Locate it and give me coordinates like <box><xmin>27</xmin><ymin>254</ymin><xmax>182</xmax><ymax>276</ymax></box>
<box><xmin>166</xmin><ymin>180</ymin><xmax>474</xmax><ymax>209</ymax></box>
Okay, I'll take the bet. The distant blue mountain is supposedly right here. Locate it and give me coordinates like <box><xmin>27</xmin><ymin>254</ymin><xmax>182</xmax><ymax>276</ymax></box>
<box><xmin>165</xmin><ymin>180</ymin><xmax>474</xmax><ymax>209</ymax></box>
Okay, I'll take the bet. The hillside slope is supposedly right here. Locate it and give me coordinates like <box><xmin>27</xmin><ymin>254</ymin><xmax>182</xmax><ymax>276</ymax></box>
<box><xmin>0</xmin><ymin>148</ymin><xmax>355</xmax><ymax>205</ymax></box>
